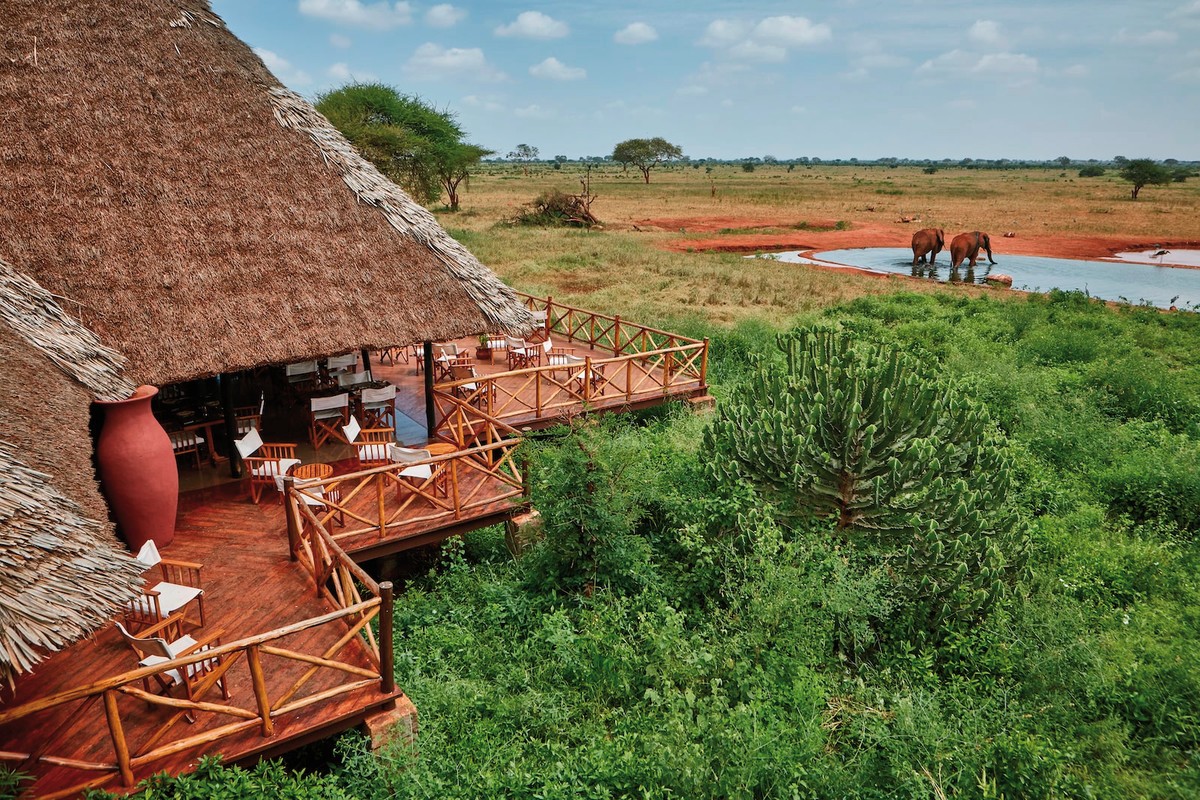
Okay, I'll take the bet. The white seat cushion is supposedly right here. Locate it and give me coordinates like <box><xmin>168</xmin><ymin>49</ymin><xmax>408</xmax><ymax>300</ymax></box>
<box><xmin>146</xmin><ymin>581</ymin><xmax>203</xmax><ymax>616</ymax></box>
<box><xmin>360</xmin><ymin>443</ymin><xmax>390</xmax><ymax>462</ymax></box>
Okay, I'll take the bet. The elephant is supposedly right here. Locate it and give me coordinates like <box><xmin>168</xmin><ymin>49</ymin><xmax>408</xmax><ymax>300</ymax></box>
<box><xmin>949</xmin><ymin>231</ymin><xmax>996</xmax><ymax>269</ymax></box>
<box><xmin>911</xmin><ymin>228</ymin><xmax>945</xmax><ymax>266</ymax></box>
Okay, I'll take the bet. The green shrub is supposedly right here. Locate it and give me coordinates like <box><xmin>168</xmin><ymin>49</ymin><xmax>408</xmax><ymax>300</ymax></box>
<box><xmin>705</xmin><ymin>326</ymin><xmax>1029</xmax><ymax>652</ymax></box>
<box><xmin>1079</xmin><ymin>165</ymin><xmax>1106</xmax><ymax>177</ymax></box>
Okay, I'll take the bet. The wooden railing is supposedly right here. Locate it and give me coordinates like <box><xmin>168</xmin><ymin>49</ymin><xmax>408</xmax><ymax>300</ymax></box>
<box><xmin>0</xmin><ymin>537</ymin><xmax>393</xmax><ymax>798</ymax></box>
<box><xmin>433</xmin><ymin>295</ymin><xmax>708</xmax><ymax>427</ymax></box>
<box><xmin>518</xmin><ymin>292</ymin><xmax>709</xmax><ymax>367</ymax></box>
<box><xmin>284</xmin><ymin>400</ymin><xmax>526</xmax><ymax>547</ymax></box>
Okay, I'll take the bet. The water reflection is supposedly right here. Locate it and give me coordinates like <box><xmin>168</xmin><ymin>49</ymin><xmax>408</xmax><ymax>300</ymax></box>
<box><xmin>758</xmin><ymin>247</ymin><xmax>1200</xmax><ymax>310</ymax></box>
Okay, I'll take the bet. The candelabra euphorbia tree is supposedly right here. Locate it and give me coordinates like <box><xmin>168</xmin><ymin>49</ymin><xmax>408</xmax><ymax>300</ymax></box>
<box><xmin>704</xmin><ymin>327</ymin><xmax>1027</xmax><ymax>648</ymax></box>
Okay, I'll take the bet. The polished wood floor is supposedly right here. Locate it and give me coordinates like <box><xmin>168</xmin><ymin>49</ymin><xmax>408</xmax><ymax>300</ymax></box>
<box><xmin>0</xmin><ymin>483</ymin><xmax>409</xmax><ymax>799</ymax></box>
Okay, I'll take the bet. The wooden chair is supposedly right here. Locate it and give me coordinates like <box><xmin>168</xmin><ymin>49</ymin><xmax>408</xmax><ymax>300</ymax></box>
<box><xmin>449</xmin><ymin>364</ymin><xmax>492</xmax><ymax>410</ymax></box>
<box><xmin>115</xmin><ymin>614</ymin><xmax>228</xmax><ymax>723</ymax></box>
<box><xmin>235</xmin><ymin>428</ymin><xmax>300</xmax><ymax>504</ymax></box>
<box><xmin>127</xmin><ymin>540</ymin><xmax>207</xmax><ymax>630</ymax></box>
<box><xmin>353</xmin><ymin>427</ymin><xmax>396</xmax><ymax>468</ymax></box>
<box><xmin>337</xmin><ymin>370</ymin><xmax>372</xmax><ymax>389</ymax></box>
<box><xmin>433</xmin><ymin>343</ymin><xmax>460</xmax><ymax>381</ymax></box>
<box><xmin>233</xmin><ymin>397</ymin><xmax>263</xmax><ymax>437</ymax></box>
<box><xmin>388</xmin><ymin>444</ymin><xmax>437</xmax><ymax>500</ymax></box>
<box><xmin>309</xmin><ymin>393</ymin><xmax>350</xmax><ymax>448</ymax></box>
<box><xmin>285</xmin><ymin>360</ymin><xmax>320</xmax><ymax>391</ymax></box>
<box><xmin>505</xmin><ymin>336</ymin><xmax>537</xmax><ymax>370</ymax></box>
<box><xmin>168</xmin><ymin>429</ymin><xmax>204</xmax><ymax>470</ymax></box>
<box><xmin>528</xmin><ymin>308</ymin><xmax>549</xmax><ymax>342</ymax></box>
<box><xmin>326</xmin><ymin>352</ymin><xmax>357</xmax><ymax>383</ymax></box>
<box><xmin>360</xmin><ymin>384</ymin><xmax>397</xmax><ymax>429</ymax></box>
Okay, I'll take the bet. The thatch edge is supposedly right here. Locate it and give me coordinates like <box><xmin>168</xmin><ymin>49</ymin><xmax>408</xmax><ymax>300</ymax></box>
<box><xmin>0</xmin><ymin>257</ymin><xmax>136</xmax><ymax>403</ymax></box>
<box><xmin>0</xmin><ymin>442</ymin><xmax>143</xmax><ymax>687</ymax></box>
<box><xmin>267</xmin><ymin>88</ymin><xmax>535</xmax><ymax>337</ymax></box>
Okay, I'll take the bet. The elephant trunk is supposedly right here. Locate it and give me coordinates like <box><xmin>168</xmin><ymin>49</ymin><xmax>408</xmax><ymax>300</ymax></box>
<box><xmin>983</xmin><ymin>235</ymin><xmax>995</xmax><ymax>264</ymax></box>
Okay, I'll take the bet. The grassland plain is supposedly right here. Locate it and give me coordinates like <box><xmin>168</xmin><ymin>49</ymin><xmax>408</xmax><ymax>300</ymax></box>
<box><xmin>439</xmin><ymin>164</ymin><xmax>1200</xmax><ymax>329</ymax></box>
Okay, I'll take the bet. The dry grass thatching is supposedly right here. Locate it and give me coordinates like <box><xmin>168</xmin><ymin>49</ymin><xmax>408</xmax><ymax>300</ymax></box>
<box><xmin>0</xmin><ymin>442</ymin><xmax>144</xmax><ymax>688</ymax></box>
<box><xmin>0</xmin><ymin>258</ymin><xmax>142</xmax><ymax>686</ymax></box>
<box><xmin>0</xmin><ymin>0</ymin><xmax>530</xmax><ymax>387</ymax></box>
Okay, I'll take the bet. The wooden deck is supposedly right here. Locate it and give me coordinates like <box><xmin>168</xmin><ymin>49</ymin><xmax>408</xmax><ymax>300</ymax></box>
<box><xmin>0</xmin><ymin>483</ymin><xmax>408</xmax><ymax>799</ymax></box>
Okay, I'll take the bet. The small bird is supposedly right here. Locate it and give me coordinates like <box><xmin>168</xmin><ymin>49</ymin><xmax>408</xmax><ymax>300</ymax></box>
<box><xmin>1153</xmin><ymin>249</ymin><xmax>1170</xmax><ymax>258</ymax></box>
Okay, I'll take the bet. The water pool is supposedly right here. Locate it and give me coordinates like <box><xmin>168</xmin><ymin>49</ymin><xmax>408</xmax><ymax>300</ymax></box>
<box><xmin>758</xmin><ymin>248</ymin><xmax>1200</xmax><ymax>310</ymax></box>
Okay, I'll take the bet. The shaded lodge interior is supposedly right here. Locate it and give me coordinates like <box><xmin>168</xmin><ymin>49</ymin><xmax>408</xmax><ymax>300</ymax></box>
<box><xmin>0</xmin><ymin>1</ymin><xmax>710</xmax><ymax>795</ymax></box>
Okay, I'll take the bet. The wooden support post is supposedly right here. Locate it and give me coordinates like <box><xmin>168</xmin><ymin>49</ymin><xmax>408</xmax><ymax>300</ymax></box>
<box><xmin>614</xmin><ymin>315</ymin><xmax>622</xmax><ymax>354</ymax></box>
<box><xmin>219</xmin><ymin>373</ymin><xmax>243</xmax><ymax>479</ymax></box>
<box><xmin>380</xmin><ymin>582</ymin><xmax>395</xmax><ymax>696</ymax></box>
<box><xmin>700</xmin><ymin>338</ymin><xmax>710</xmax><ymax>388</ymax></box>
<box><xmin>583</xmin><ymin>356</ymin><xmax>593</xmax><ymax>402</ymax></box>
<box><xmin>103</xmin><ymin>689</ymin><xmax>135</xmax><ymax>787</ymax></box>
<box><xmin>283</xmin><ymin>476</ymin><xmax>300</xmax><ymax>561</ymax></box>
<box><xmin>247</xmin><ymin>645</ymin><xmax>275</xmax><ymax>737</ymax></box>
<box><xmin>361</xmin><ymin>348</ymin><xmax>373</xmax><ymax>382</ymax></box>
<box><xmin>423</xmin><ymin>341</ymin><xmax>436</xmax><ymax>437</ymax></box>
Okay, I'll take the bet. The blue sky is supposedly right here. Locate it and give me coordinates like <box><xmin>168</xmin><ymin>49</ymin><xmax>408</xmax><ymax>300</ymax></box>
<box><xmin>209</xmin><ymin>1</ymin><xmax>1200</xmax><ymax>161</ymax></box>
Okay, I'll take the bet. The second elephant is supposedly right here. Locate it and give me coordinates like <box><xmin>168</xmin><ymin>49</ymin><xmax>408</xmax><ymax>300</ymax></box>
<box><xmin>950</xmin><ymin>231</ymin><xmax>996</xmax><ymax>269</ymax></box>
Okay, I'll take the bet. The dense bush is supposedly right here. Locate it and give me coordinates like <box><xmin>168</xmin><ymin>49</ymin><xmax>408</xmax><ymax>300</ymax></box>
<box><xmin>166</xmin><ymin>291</ymin><xmax>1200</xmax><ymax>798</ymax></box>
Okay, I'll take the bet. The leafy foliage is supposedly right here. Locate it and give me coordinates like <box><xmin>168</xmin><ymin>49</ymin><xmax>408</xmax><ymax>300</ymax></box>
<box><xmin>1119</xmin><ymin>158</ymin><xmax>1172</xmax><ymax>199</ymax></box>
<box><xmin>705</xmin><ymin>327</ymin><xmax>1027</xmax><ymax>649</ymax></box>
<box><xmin>611</xmin><ymin>137</ymin><xmax>684</xmax><ymax>183</ymax></box>
<box><xmin>315</xmin><ymin>83</ymin><xmax>490</xmax><ymax>209</ymax></box>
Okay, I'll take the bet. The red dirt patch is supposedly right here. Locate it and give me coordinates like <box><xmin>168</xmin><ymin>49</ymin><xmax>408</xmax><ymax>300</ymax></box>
<box><xmin>650</xmin><ymin>216</ymin><xmax>1200</xmax><ymax>263</ymax></box>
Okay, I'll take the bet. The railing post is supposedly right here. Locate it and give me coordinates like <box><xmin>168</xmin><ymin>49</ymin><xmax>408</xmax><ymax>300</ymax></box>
<box><xmin>701</xmin><ymin>338</ymin><xmax>710</xmax><ymax>388</ymax></box>
<box><xmin>583</xmin><ymin>356</ymin><xmax>593</xmax><ymax>402</ymax></box>
<box><xmin>450</xmin><ymin>456</ymin><xmax>461</xmax><ymax>519</ymax></box>
<box><xmin>103</xmin><ymin>689</ymin><xmax>135</xmax><ymax>787</ymax></box>
<box><xmin>283</xmin><ymin>476</ymin><xmax>300</xmax><ymax>561</ymax></box>
<box><xmin>380</xmin><ymin>582</ymin><xmax>395</xmax><ymax>697</ymax></box>
<box><xmin>535</xmin><ymin>368</ymin><xmax>542</xmax><ymax>418</ymax></box>
<box><xmin>247</xmin><ymin>645</ymin><xmax>275</xmax><ymax>737</ymax></box>
<box><xmin>377</xmin><ymin>473</ymin><xmax>387</xmax><ymax>540</ymax></box>
<box><xmin>614</xmin><ymin>315</ymin><xmax>622</xmax><ymax>354</ymax></box>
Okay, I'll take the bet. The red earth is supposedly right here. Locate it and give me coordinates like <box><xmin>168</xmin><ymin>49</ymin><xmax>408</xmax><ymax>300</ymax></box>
<box><xmin>641</xmin><ymin>216</ymin><xmax>1200</xmax><ymax>267</ymax></box>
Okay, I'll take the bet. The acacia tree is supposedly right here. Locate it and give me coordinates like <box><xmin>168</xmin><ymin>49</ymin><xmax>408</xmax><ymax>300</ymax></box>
<box><xmin>507</xmin><ymin>143</ymin><xmax>539</xmax><ymax>175</ymax></box>
<box><xmin>315</xmin><ymin>83</ymin><xmax>489</xmax><ymax>209</ymax></box>
<box><xmin>611</xmin><ymin>137</ymin><xmax>684</xmax><ymax>183</ymax></box>
<box><xmin>704</xmin><ymin>327</ymin><xmax>1027</xmax><ymax>651</ymax></box>
<box><xmin>1119</xmin><ymin>158</ymin><xmax>1171</xmax><ymax>200</ymax></box>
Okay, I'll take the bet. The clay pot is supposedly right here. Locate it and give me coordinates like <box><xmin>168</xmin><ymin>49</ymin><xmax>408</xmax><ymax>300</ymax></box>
<box><xmin>95</xmin><ymin>385</ymin><xmax>177</xmax><ymax>552</ymax></box>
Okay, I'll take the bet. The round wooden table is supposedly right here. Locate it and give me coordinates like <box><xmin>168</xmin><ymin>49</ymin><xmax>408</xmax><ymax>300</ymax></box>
<box><xmin>291</xmin><ymin>462</ymin><xmax>333</xmax><ymax>481</ymax></box>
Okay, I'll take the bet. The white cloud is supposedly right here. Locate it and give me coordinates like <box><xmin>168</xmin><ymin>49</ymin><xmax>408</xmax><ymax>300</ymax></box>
<box><xmin>843</xmin><ymin>51</ymin><xmax>909</xmax><ymax>80</ymax></box>
<box><xmin>753</xmin><ymin>16</ymin><xmax>832</xmax><ymax>47</ymax></box>
<box><xmin>790</xmin><ymin>105</ymin><xmax>806</xmax><ymax>114</ymax></box>
<box><xmin>728</xmin><ymin>40</ymin><xmax>787</xmax><ymax>62</ymax></box>
<box><xmin>513</xmin><ymin>104</ymin><xmax>552</xmax><ymax>119</ymax></box>
<box><xmin>1115</xmin><ymin>29</ymin><xmax>1178</xmax><ymax>45</ymax></box>
<box><xmin>974</xmin><ymin>52</ymin><xmax>1038</xmax><ymax>75</ymax></box>
<box><xmin>1061</xmin><ymin>63</ymin><xmax>1089</xmax><ymax>78</ymax></box>
<box><xmin>462</xmin><ymin>93</ymin><xmax>504</xmax><ymax>111</ymax></box>
<box><xmin>529</xmin><ymin>57</ymin><xmax>586</xmax><ymax>81</ymax></box>
<box><xmin>495</xmin><ymin>11</ymin><xmax>568</xmax><ymax>39</ymax></box>
<box><xmin>699</xmin><ymin>19</ymin><xmax>750</xmax><ymax>48</ymax></box>
<box><xmin>425</xmin><ymin>4</ymin><xmax>466</xmax><ymax>28</ymax></box>
<box><xmin>676</xmin><ymin>84</ymin><xmax>708</xmax><ymax>96</ymax></box>
<box><xmin>917</xmin><ymin>49</ymin><xmax>1038</xmax><ymax>84</ymax></box>
<box><xmin>329</xmin><ymin>33</ymin><xmax>352</xmax><ymax>48</ymax></box>
<box><xmin>298</xmin><ymin>0</ymin><xmax>412</xmax><ymax>29</ymax></box>
<box><xmin>614</xmin><ymin>22</ymin><xmax>658</xmax><ymax>45</ymax></box>
<box><xmin>968</xmin><ymin>20</ymin><xmax>1004</xmax><ymax>47</ymax></box>
<box><xmin>699</xmin><ymin>15</ymin><xmax>830</xmax><ymax>62</ymax></box>
<box><xmin>403</xmin><ymin>43</ymin><xmax>506</xmax><ymax>81</ymax></box>
<box><xmin>253</xmin><ymin>47</ymin><xmax>311</xmax><ymax>85</ymax></box>
<box><xmin>1170</xmin><ymin>1</ymin><xmax>1200</xmax><ymax>17</ymax></box>
<box><xmin>327</xmin><ymin>62</ymin><xmax>377</xmax><ymax>82</ymax></box>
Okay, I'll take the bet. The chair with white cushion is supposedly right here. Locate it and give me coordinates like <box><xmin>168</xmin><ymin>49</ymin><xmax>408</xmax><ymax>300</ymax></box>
<box><xmin>168</xmin><ymin>430</ymin><xmax>205</xmax><ymax>469</ymax></box>
<box><xmin>360</xmin><ymin>384</ymin><xmax>397</xmax><ymax>429</ymax></box>
<box><xmin>116</xmin><ymin>614</ymin><xmax>228</xmax><ymax>722</ymax></box>
<box><xmin>388</xmin><ymin>444</ymin><xmax>437</xmax><ymax>500</ymax></box>
<box><xmin>126</xmin><ymin>540</ymin><xmax>207</xmax><ymax>631</ymax></box>
<box><xmin>309</xmin><ymin>393</ymin><xmax>350</xmax><ymax>448</ymax></box>
<box><xmin>235</xmin><ymin>427</ymin><xmax>300</xmax><ymax>504</ymax></box>
<box><xmin>343</xmin><ymin>416</ymin><xmax>396</xmax><ymax>469</ymax></box>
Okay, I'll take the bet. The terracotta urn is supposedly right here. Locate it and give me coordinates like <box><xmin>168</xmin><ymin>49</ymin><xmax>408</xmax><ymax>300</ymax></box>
<box><xmin>95</xmin><ymin>385</ymin><xmax>177</xmax><ymax>552</ymax></box>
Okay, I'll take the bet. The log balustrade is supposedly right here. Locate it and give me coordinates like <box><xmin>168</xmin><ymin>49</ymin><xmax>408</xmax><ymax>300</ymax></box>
<box><xmin>0</xmin><ymin>526</ymin><xmax>394</xmax><ymax>798</ymax></box>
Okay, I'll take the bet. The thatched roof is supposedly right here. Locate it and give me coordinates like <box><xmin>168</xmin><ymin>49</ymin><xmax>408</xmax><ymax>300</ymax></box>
<box><xmin>0</xmin><ymin>0</ymin><xmax>532</xmax><ymax>387</ymax></box>
<box><xmin>0</xmin><ymin>258</ymin><xmax>143</xmax><ymax>687</ymax></box>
